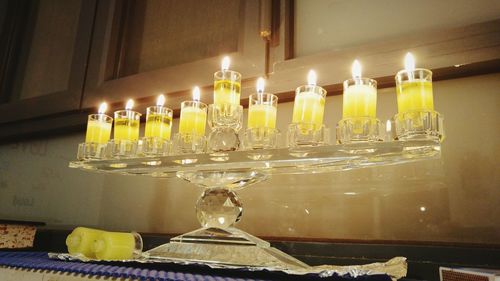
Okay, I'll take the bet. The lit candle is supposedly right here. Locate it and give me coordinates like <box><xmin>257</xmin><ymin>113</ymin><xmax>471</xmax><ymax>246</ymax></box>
<box><xmin>342</xmin><ymin>60</ymin><xmax>377</xmax><ymax>118</ymax></box>
<box><xmin>247</xmin><ymin>77</ymin><xmax>278</xmax><ymax>129</ymax></box>
<box><xmin>395</xmin><ymin>52</ymin><xmax>434</xmax><ymax>114</ymax></box>
<box><xmin>114</xmin><ymin>99</ymin><xmax>141</xmax><ymax>141</ymax></box>
<box><xmin>213</xmin><ymin>56</ymin><xmax>241</xmax><ymax>107</ymax></box>
<box><xmin>145</xmin><ymin>94</ymin><xmax>173</xmax><ymax>140</ymax></box>
<box><xmin>292</xmin><ymin>70</ymin><xmax>326</xmax><ymax>130</ymax></box>
<box><xmin>179</xmin><ymin>87</ymin><xmax>208</xmax><ymax>136</ymax></box>
<box><xmin>92</xmin><ymin>231</ymin><xmax>142</xmax><ymax>260</ymax></box>
<box><xmin>85</xmin><ymin>102</ymin><xmax>113</xmax><ymax>144</ymax></box>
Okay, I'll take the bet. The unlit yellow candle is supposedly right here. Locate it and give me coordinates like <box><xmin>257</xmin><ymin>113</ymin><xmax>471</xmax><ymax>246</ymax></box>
<box><xmin>66</xmin><ymin>227</ymin><xmax>105</xmax><ymax>258</ymax></box>
<box><xmin>93</xmin><ymin>231</ymin><xmax>140</xmax><ymax>260</ymax></box>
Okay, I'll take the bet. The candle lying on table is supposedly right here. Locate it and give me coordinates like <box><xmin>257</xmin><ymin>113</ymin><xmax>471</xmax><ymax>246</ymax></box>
<box><xmin>342</xmin><ymin>60</ymin><xmax>377</xmax><ymax>118</ymax></box>
<box><xmin>395</xmin><ymin>53</ymin><xmax>434</xmax><ymax>114</ymax></box>
<box><xmin>92</xmin><ymin>231</ymin><xmax>142</xmax><ymax>260</ymax></box>
<box><xmin>213</xmin><ymin>56</ymin><xmax>241</xmax><ymax>107</ymax></box>
<box><xmin>114</xmin><ymin>99</ymin><xmax>141</xmax><ymax>141</ymax></box>
<box><xmin>66</xmin><ymin>227</ymin><xmax>105</xmax><ymax>258</ymax></box>
<box><xmin>292</xmin><ymin>70</ymin><xmax>326</xmax><ymax>130</ymax></box>
<box><xmin>85</xmin><ymin>103</ymin><xmax>112</xmax><ymax>144</ymax></box>
<box><xmin>247</xmin><ymin>77</ymin><xmax>278</xmax><ymax>129</ymax></box>
<box><xmin>179</xmin><ymin>87</ymin><xmax>208</xmax><ymax>136</ymax></box>
<box><xmin>145</xmin><ymin>94</ymin><xmax>173</xmax><ymax>140</ymax></box>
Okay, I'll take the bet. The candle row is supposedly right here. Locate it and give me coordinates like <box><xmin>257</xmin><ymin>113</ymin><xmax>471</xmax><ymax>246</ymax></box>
<box><xmin>85</xmin><ymin>53</ymin><xmax>435</xmax><ymax>144</ymax></box>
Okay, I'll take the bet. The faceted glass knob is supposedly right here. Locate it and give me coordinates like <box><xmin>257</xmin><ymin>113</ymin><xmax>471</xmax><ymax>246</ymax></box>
<box><xmin>196</xmin><ymin>188</ymin><xmax>242</xmax><ymax>229</ymax></box>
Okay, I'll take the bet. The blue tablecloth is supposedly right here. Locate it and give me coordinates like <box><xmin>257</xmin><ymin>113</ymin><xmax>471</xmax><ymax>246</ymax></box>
<box><xmin>0</xmin><ymin>251</ymin><xmax>391</xmax><ymax>281</ymax></box>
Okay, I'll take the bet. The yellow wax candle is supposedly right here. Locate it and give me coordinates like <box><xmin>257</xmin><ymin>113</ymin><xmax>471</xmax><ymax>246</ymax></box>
<box><xmin>396</xmin><ymin>81</ymin><xmax>434</xmax><ymax>113</ymax></box>
<box><xmin>86</xmin><ymin>119</ymin><xmax>112</xmax><ymax>144</ymax></box>
<box><xmin>179</xmin><ymin>106</ymin><xmax>207</xmax><ymax>136</ymax></box>
<box><xmin>292</xmin><ymin>70</ymin><xmax>326</xmax><ymax>130</ymax></box>
<box><xmin>179</xmin><ymin>87</ymin><xmax>207</xmax><ymax>136</ymax></box>
<box><xmin>343</xmin><ymin>85</ymin><xmax>377</xmax><ymax>118</ymax></box>
<box><xmin>85</xmin><ymin>103</ymin><xmax>112</xmax><ymax>144</ymax></box>
<box><xmin>114</xmin><ymin>99</ymin><xmax>141</xmax><ymax>141</ymax></box>
<box><xmin>214</xmin><ymin>79</ymin><xmax>241</xmax><ymax>106</ymax></box>
<box><xmin>114</xmin><ymin>118</ymin><xmax>140</xmax><ymax>140</ymax></box>
<box><xmin>396</xmin><ymin>52</ymin><xmax>435</xmax><ymax>114</ymax></box>
<box><xmin>248</xmin><ymin>104</ymin><xmax>277</xmax><ymax>129</ymax></box>
<box><xmin>145</xmin><ymin>113</ymin><xmax>172</xmax><ymax>139</ymax></box>
<box><xmin>66</xmin><ymin>227</ymin><xmax>105</xmax><ymax>258</ymax></box>
<box><xmin>213</xmin><ymin>56</ymin><xmax>241</xmax><ymax>107</ymax></box>
<box><xmin>292</xmin><ymin>91</ymin><xmax>325</xmax><ymax>128</ymax></box>
<box><xmin>248</xmin><ymin>79</ymin><xmax>278</xmax><ymax>129</ymax></box>
<box><xmin>342</xmin><ymin>61</ymin><xmax>377</xmax><ymax>118</ymax></box>
<box><xmin>93</xmin><ymin>231</ymin><xmax>142</xmax><ymax>260</ymax></box>
<box><xmin>145</xmin><ymin>95</ymin><xmax>173</xmax><ymax>140</ymax></box>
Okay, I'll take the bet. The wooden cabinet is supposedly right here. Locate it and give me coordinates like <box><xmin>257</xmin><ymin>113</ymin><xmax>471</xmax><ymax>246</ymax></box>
<box><xmin>0</xmin><ymin>0</ymin><xmax>96</xmax><ymax>124</ymax></box>
<box><xmin>83</xmin><ymin>0</ymin><xmax>266</xmax><ymax>112</ymax></box>
<box><xmin>0</xmin><ymin>0</ymin><xmax>266</xmax><ymax>140</ymax></box>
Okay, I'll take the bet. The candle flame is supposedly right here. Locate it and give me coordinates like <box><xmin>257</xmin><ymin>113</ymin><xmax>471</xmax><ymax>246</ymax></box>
<box><xmin>256</xmin><ymin>77</ymin><xmax>265</xmax><ymax>93</ymax></box>
<box><xmin>125</xmin><ymin>99</ymin><xmax>134</xmax><ymax>110</ymax></box>
<box><xmin>352</xmin><ymin>60</ymin><xmax>362</xmax><ymax>79</ymax></box>
<box><xmin>386</xmin><ymin>120</ymin><xmax>392</xmax><ymax>133</ymax></box>
<box><xmin>98</xmin><ymin>102</ymin><xmax>107</xmax><ymax>114</ymax></box>
<box><xmin>221</xmin><ymin>56</ymin><xmax>230</xmax><ymax>71</ymax></box>
<box><xmin>193</xmin><ymin>86</ymin><xmax>201</xmax><ymax>101</ymax></box>
<box><xmin>157</xmin><ymin>94</ymin><xmax>165</xmax><ymax>107</ymax></box>
<box><xmin>307</xmin><ymin>70</ymin><xmax>317</xmax><ymax>86</ymax></box>
<box><xmin>404</xmin><ymin>52</ymin><xmax>415</xmax><ymax>71</ymax></box>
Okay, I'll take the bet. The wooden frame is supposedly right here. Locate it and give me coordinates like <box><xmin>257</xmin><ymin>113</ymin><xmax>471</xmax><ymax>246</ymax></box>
<box><xmin>82</xmin><ymin>0</ymin><xmax>267</xmax><ymax>113</ymax></box>
<box><xmin>0</xmin><ymin>0</ymin><xmax>97</xmax><ymax>124</ymax></box>
<box><xmin>263</xmin><ymin>17</ymin><xmax>500</xmax><ymax>103</ymax></box>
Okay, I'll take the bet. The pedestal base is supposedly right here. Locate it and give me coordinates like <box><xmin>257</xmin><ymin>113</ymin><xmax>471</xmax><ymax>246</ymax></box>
<box><xmin>145</xmin><ymin>227</ymin><xmax>308</xmax><ymax>270</ymax></box>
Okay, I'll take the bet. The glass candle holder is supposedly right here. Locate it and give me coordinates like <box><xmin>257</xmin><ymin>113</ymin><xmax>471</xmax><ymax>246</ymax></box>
<box><xmin>214</xmin><ymin>70</ymin><xmax>242</xmax><ymax>107</ymax></box>
<box><xmin>248</xmin><ymin>93</ymin><xmax>278</xmax><ymax>129</ymax></box>
<box><xmin>394</xmin><ymin>68</ymin><xmax>443</xmax><ymax>142</ymax></box>
<box><xmin>145</xmin><ymin>106</ymin><xmax>173</xmax><ymax>140</ymax></box>
<box><xmin>395</xmin><ymin>68</ymin><xmax>434</xmax><ymax>114</ymax></box>
<box><xmin>291</xmin><ymin>85</ymin><xmax>327</xmax><ymax>131</ymax></box>
<box><xmin>337</xmin><ymin>78</ymin><xmax>381</xmax><ymax>143</ymax></box>
<box><xmin>179</xmin><ymin>101</ymin><xmax>208</xmax><ymax>137</ymax></box>
<box><xmin>114</xmin><ymin>110</ymin><xmax>141</xmax><ymax>141</ymax></box>
<box><xmin>86</xmin><ymin>114</ymin><xmax>113</xmax><ymax>144</ymax></box>
<box><xmin>112</xmin><ymin>110</ymin><xmax>141</xmax><ymax>158</ymax></box>
<box><xmin>79</xmin><ymin>114</ymin><xmax>113</xmax><ymax>160</ymax></box>
<box><xmin>342</xmin><ymin>78</ymin><xmax>377</xmax><ymax>119</ymax></box>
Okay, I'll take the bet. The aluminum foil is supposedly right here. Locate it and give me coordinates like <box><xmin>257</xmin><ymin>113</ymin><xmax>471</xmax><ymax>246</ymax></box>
<box><xmin>49</xmin><ymin>252</ymin><xmax>407</xmax><ymax>280</ymax></box>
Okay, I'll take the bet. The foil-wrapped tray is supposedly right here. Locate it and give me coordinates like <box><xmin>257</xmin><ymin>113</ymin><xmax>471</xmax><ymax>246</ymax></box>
<box><xmin>49</xmin><ymin>252</ymin><xmax>407</xmax><ymax>280</ymax></box>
